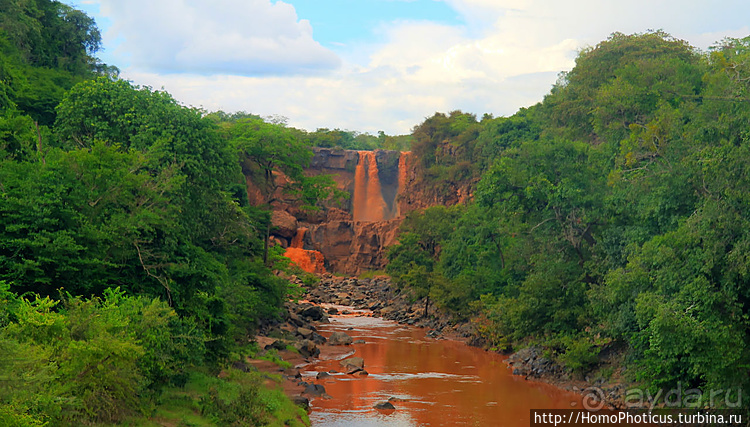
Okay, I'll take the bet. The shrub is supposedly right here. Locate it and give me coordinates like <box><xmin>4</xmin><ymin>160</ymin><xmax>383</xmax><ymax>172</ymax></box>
<box><xmin>558</xmin><ymin>336</ymin><xmax>599</xmax><ymax>375</ymax></box>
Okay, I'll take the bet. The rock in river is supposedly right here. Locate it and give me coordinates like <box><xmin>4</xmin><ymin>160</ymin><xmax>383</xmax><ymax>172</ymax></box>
<box><xmin>292</xmin><ymin>395</ymin><xmax>310</xmax><ymax>410</ymax></box>
<box><xmin>374</xmin><ymin>401</ymin><xmax>395</xmax><ymax>410</ymax></box>
<box><xmin>300</xmin><ymin>305</ymin><xmax>327</xmax><ymax>321</ymax></box>
<box><xmin>328</xmin><ymin>331</ymin><xmax>353</xmax><ymax>345</ymax></box>
<box><xmin>294</xmin><ymin>339</ymin><xmax>320</xmax><ymax>358</ymax></box>
<box><xmin>340</xmin><ymin>356</ymin><xmax>365</xmax><ymax>374</ymax></box>
<box><xmin>303</xmin><ymin>383</ymin><xmax>328</xmax><ymax>397</ymax></box>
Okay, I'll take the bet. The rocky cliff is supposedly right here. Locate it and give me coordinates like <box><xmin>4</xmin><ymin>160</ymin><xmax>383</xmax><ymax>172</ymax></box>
<box><xmin>252</xmin><ymin>147</ymin><xmax>468</xmax><ymax>275</ymax></box>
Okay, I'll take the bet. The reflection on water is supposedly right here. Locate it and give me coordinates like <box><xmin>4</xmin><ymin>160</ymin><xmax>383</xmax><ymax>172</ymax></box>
<box><xmin>304</xmin><ymin>313</ymin><xmax>582</xmax><ymax>426</ymax></box>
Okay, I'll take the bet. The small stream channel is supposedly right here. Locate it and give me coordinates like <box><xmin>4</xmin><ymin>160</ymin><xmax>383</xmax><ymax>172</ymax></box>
<box><xmin>301</xmin><ymin>305</ymin><xmax>582</xmax><ymax>426</ymax></box>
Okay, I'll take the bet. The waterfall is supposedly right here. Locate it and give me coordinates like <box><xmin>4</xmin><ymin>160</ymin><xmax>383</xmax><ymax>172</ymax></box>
<box><xmin>395</xmin><ymin>151</ymin><xmax>410</xmax><ymax>218</ymax></box>
<box><xmin>290</xmin><ymin>227</ymin><xmax>307</xmax><ymax>248</ymax></box>
<box><xmin>284</xmin><ymin>227</ymin><xmax>326</xmax><ymax>273</ymax></box>
<box><xmin>352</xmin><ymin>151</ymin><xmax>390</xmax><ymax>222</ymax></box>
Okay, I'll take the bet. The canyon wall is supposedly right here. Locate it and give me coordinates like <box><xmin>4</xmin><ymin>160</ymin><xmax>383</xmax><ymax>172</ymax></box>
<box><xmin>253</xmin><ymin>147</ymin><xmax>468</xmax><ymax>275</ymax></box>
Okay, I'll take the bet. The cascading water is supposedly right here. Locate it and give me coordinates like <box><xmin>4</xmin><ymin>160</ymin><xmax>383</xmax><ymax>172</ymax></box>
<box><xmin>290</xmin><ymin>227</ymin><xmax>307</xmax><ymax>249</ymax></box>
<box><xmin>395</xmin><ymin>151</ymin><xmax>410</xmax><ymax>218</ymax></box>
<box><xmin>284</xmin><ymin>227</ymin><xmax>326</xmax><ymax>273</ymax></box>
<box><xmin>352</xmin><ymin>151</ymin><xmax>406</xmax><ymax>222</ymax></box>
<box><xmin>352</xmin><ymin>152</ymin><xmax>369</xmax><ymax>222</ymax></box>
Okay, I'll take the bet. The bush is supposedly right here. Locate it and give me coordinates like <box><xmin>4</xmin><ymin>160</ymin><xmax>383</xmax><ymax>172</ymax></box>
<box><xmin>201</xmin><ymin>385</ymin><xmax>268</xmax><ymax>426</ymax></box>
<box><xmin>0</xmin><ymin>404</ymin><xmax>46</xmax><ymax>427</ymax></box>
<box><xmin>558</xmin><ymin>336</ymin><xmax>599</xmax><ymax>375</ymax></box>
<box><xmin>0</xmin><ymin>288</ymin><xmax>213</xmax><ymax>425</ymax></box>
<box><xmin>199</xmin><ymin>370</ymin><xmax>269</xmax><ymax>426</ymax></box>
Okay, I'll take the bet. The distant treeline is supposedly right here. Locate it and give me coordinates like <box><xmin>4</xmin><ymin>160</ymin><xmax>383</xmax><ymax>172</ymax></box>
<box><xmin>208</xmin><ymin>110</ymin><xmax>413</xmax><ymax>152</ymax></box>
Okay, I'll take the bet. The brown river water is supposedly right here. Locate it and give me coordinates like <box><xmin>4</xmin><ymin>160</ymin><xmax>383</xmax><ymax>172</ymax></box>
<box><xmin>301</xmin><ymin>306</ymin><xmax>583</xmax><ymax>426</ymax></box>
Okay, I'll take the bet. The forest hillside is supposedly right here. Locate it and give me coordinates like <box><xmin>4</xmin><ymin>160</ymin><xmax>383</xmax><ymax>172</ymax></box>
<box><xmin>2</xmin><ymin>1</ymin><xmax>750</xmax><ymax>424</ymax></box>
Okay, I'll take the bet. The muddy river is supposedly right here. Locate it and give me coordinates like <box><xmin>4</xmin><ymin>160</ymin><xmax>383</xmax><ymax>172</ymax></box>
<box><xmin>301</xmin><ymin>308</ymin><xmax>582</xmax><ymax>426</ymax></box>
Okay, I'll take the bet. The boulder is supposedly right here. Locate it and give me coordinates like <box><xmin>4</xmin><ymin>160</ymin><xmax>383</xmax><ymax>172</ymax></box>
<box><xmin>302</xmin><ymin>384</ymin><xmax>327</xmax><ymax>397</ymax></box>
<box><xmin>340</xmin><ymin>356</ymin><xmax>364</xmax><ymax>372</ymax></box>
<box><xmin>374</xmin><ymin>401</ymin><xmax>395</xmax><ymax>410</ymax></box>
<box><xmin>264</xmin><ymin>340</ymin><xmax>287</xmax><ymax>351</ymax></box>
<box><xmin>310</xmin><ymin>332</ymin><xmax>327</xmax><ymax>345</ymax></box>
<box><xmin>328</xmin><ymin>331</ymin><xmax>353</xmax><ymax>346</ymax></box>
<box><xmin>297</xmin><ymin>327</ymin><xmax>313</xmax><ymax>339</ymax></box>
<box><xmin>271</xmin><ymin>210</ymin><xmax>298</xmax><ymax>239</ymax></box>
<box><xmin>300</xmin><ymin>306</ymin><xmax>327</xmax><ymax>322</ymax></box>
<box><xmin>294</xmin><ymin>339</ymin><xmax>320</xmax><ymax>358</ymax></box>
<box><xmin>287</xmin><ymin>311</ymin><xmax>304</xmax><ymax>327</ymax></box>
<box><xmin>292</xmin><ymin>395</ymin><xmax>310</xmax><ymax>411</ymax></box>
<box><xmin>284</xmin><ymin>368</ymin><xmax>301</xmax><ymax>379</ymax></box>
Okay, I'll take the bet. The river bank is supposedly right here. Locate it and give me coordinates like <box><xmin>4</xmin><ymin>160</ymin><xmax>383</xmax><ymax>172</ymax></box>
<box><xmin>250</xmin><ymin>275</ymin><xmax>633</xmax><ymax>419</ymax></box>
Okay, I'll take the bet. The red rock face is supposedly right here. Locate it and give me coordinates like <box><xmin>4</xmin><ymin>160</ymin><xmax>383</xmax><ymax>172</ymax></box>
<box><xmin>271</xmin><ymin>210</ymin><xmax>298</xmax><ymax>240</ymax></box>
<box><xmin>305</xmin><ymin>218</ymin><xmax>402</xmax><ymax>274</ymax></box>
<box><xmin>247</xmin><ymin>148</ymin><xmax>457</xmax><ymax>275</ymax></box>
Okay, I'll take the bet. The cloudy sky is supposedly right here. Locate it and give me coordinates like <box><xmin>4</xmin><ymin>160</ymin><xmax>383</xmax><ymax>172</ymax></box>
<box><xmin>74</xmin><ymin>0</ymin><xmax>750</xmax><ymax>135</ymax></box>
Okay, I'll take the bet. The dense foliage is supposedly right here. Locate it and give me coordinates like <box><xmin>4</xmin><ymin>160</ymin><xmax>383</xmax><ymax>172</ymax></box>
<box><xmin>0</xmin><ymin>2</ymin><xmax>316</xmax><ymax>424</ymax></box>
<box><xmin>4</xmin><ymin>0</ymin><xmax>750</xmax><ymax>417</ymax></box>
<box><xmin>388</xmin><ymin>31</ymin><xmax>750</xmax><ymax>407</ymax></box>
<box><xmin>296</xmin><ymin>127</ymin><xmax>412</xmax><ymax>151</ymax></box>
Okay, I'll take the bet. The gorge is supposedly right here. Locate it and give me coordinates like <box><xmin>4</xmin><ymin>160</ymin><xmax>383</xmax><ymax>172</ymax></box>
<box><xmin>254</xmin><ymin>148</ymin><xmax>464</xmax><ymax>275</ymax></box>
<box><xmin>6</xmin><ymin>11</ymin><xmax>750</xmax><ymax>424</ymax></box>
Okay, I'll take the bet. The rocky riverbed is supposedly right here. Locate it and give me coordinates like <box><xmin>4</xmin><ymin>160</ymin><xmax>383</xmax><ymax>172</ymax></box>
<box><xmin>304</xmin><ymin>275</ymin><xmax>476</xmax><ymax>338</ymax></box>
<box><xmin>250</xmin><ymin>275</ymin><xmax>475</xmax><ymax>412</ymax></box>
<box><xmin>251</xmin><ymin>275</ymin><xmax>633</xmax><ymax>414</ymax></box>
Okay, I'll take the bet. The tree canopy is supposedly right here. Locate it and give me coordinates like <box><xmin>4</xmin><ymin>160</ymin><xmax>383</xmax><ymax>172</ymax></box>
<box><xmin>4</xmin><ymin>8</ymin><xmax>750</xmax><ymax>418</ymax></box>
<box><xmin>387</xmin><ymin>31</ymin><xmax>750</xmax><ymax>407</ymax></box>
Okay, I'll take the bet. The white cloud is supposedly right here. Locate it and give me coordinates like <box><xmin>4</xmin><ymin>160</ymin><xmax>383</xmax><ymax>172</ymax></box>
<box><xmin>104</xmin><ymin>0</ymin><xmax>750</xmax><ymax>134</ymax></box>
<box><xmin>443</xmin><ymin>0</ymin><xmax>750</xmax><ymax>51</ymax></box>
<box><xmin>97</xmin><ymin>0</ymin><xmax>340</xmax><ymax>75</ymax></box>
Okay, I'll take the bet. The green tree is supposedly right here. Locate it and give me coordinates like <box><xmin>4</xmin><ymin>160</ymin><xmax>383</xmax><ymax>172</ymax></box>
<box><xmin>222</xmin><ymin>116</ymin><xmax>342</xmax><ymax>263</ymax></box>
<box><xmin>0</xmin><ymin>0</ymin><xmax>114</xmax><ymax>125</ymax></box>
<box><xmin>543</xmin><ymin>31</ymin><xmax>702</xmax><ymax>143</ymax></box>
<box><xmin>387</xmin><ymin>206</ymin><xmax>460</xmax><ymax>316</ymax></box>
<box><xmin>411</xmin><ymin>111</ymin><xmax>480</xmax><ymax>186</ymax></box>
<box><xmin>0</xmin><ymin>143</ymin><xmax>179</xmax><ymax>299</ymax></box>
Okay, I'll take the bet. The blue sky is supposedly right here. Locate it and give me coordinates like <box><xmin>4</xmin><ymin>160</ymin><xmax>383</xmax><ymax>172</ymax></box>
<box><xmin>73</xmin><ymin>0</ymin><xmax>750</xmax><ymax>134</ymax></box>
<box><xmin>288</xmin><ymin>0</ymin><xmax>462</xmax><ymax>47</ymax></box>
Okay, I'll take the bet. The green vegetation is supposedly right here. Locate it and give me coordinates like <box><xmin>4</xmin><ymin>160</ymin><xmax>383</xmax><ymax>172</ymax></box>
<box><xmin>387</xmin><ymin>31</ymin><xmax>750</xmax><ymax>407</ymax></box>
<box><xmin>0</xmin><ymin>2</ymin><xmax>313</xmax><ymax>424</ymax></box>
<box><xmin>4</xmin><ymin>0</ymin><xmax>750</xmax><ymax>417</ymax></box>
<box><xmin>207</xmin><ymin>112</ymin><xmax>413</xmax><ymax>152</ymax></box>
<box><xmin>296</xmin><ymin>127</ymin><xmax>412</xmax><ymax>151</ymax></box>
<box><xmin>114</xmin><ymin>369</ymin><xmax>307</xmax><ymax>427</ymax></box>
<box><xmin>357</xmin><ymin>270</ymin><xmax>389</xmax><ymax>280</ymax></box>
